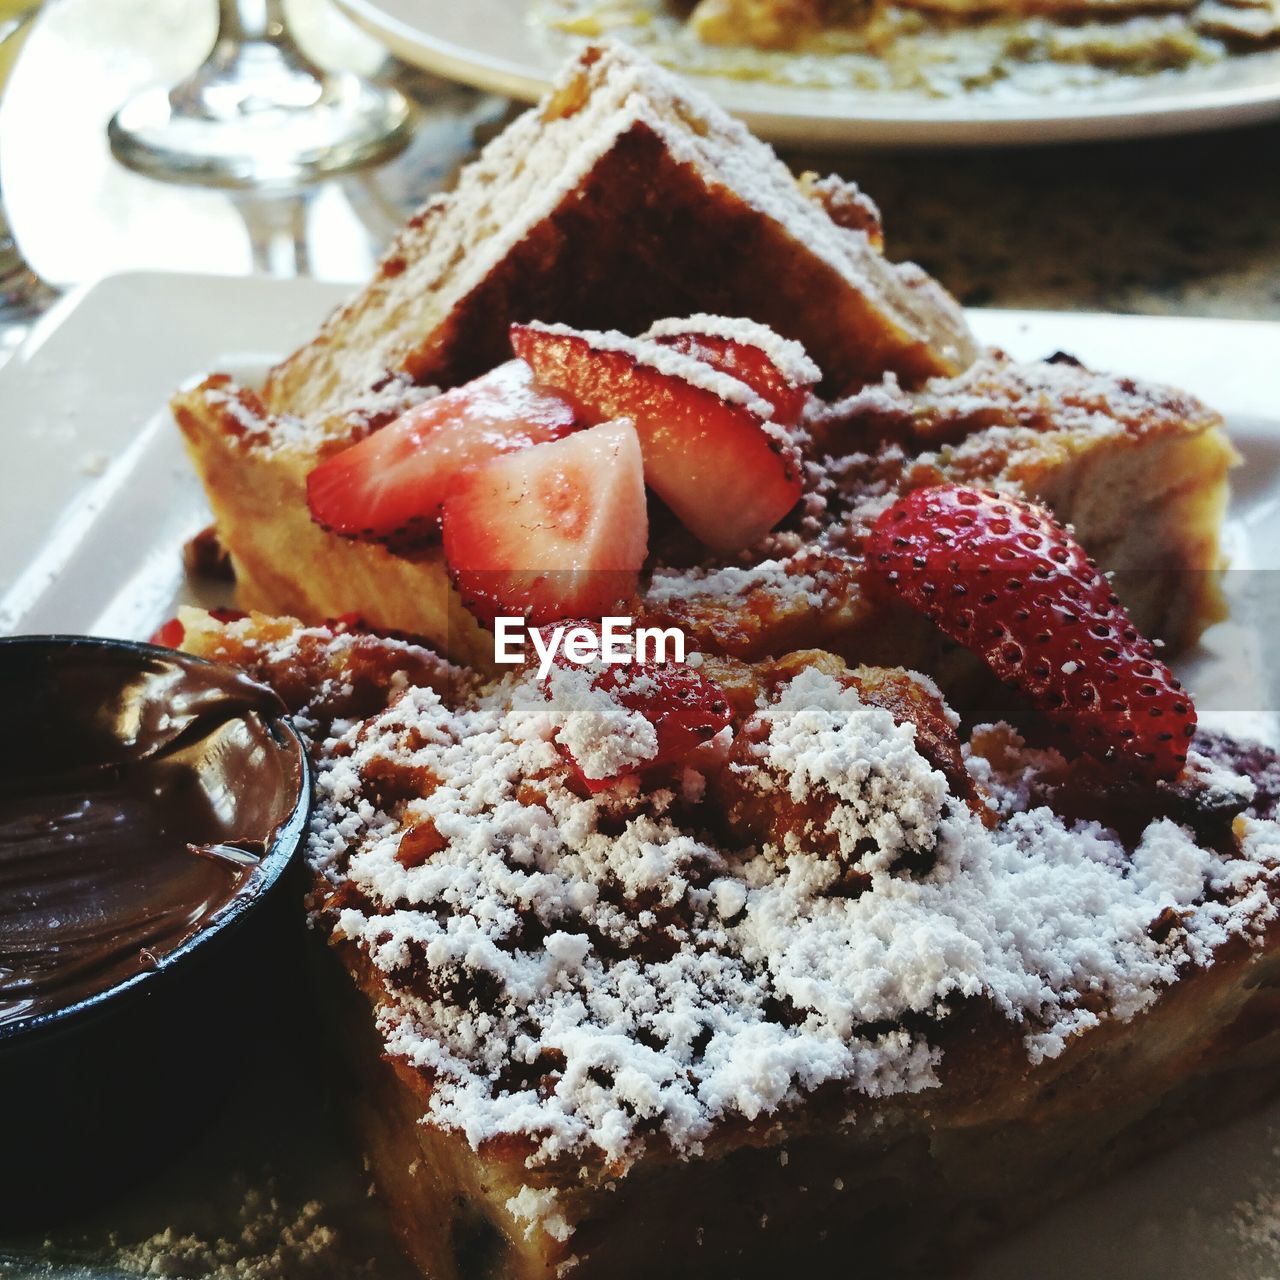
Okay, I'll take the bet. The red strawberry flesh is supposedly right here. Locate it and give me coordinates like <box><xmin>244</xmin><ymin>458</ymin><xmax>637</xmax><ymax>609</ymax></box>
<box><xmin>511</xmin><ymin>322</ymin><xmax>802</xmax><ymax>552</ymax></box>
<box><xmin>535</xmin><ymin>621</ymin><xmax>733</xmax><ymax>791</ymax></box>
<box><xmin>150</xmin><ymin>617</ymin><xmax>185</xmax><ymax>648</ymax></box>
<box><xmin>441</xmin><ymin>420</ymin><xmax>648</xmax><ymax>628</ymax></box>
<box><xmin>306</xmin><ymin>359</ymin><xmax>576</xmax><ymax>549</ymax></box>
<box><xmin>649</xmin><ymin>329</ymin><xmax>814</xmax><ymax>425</ymax></box>
<box><xmin>864</xmin><ymin>484</ymin><xmax>1195</xmax><ymax>779</ymax></box>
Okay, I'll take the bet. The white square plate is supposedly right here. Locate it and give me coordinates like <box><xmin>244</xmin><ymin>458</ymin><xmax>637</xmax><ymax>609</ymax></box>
<box><xmin>4</xmin><ymin>271</ymin><xmax>1280</xmax><ymax>1277</ymax></box>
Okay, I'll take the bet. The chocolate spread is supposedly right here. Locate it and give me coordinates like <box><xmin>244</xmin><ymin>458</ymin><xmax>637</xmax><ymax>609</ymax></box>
<box><xmin>0</xmin><ymin>641</ymin><xmax>302</xmax><ymax>1030</ymax></box>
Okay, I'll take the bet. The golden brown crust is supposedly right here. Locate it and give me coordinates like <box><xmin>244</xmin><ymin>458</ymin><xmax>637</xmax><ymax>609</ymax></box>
<box><xmin>689</xmin><ymin>0</ymin><xmax>846</xmax><ymax>48</ymax></box>
<box><xmin>261</xmin><ymin>43</ymin><xmax>976</xmax><ymax>422</ymax></box>
<box><xmin>171</xmin><ymin>378</ymin><xmax>496</xmax><ymax>670</ymax></box>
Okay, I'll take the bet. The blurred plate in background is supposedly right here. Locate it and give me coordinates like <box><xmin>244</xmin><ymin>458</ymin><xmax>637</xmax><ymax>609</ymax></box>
<box><xmin>336</xmin><ymin>0</ymin><xmax>1280</xmax><ymax>147</ymax></box>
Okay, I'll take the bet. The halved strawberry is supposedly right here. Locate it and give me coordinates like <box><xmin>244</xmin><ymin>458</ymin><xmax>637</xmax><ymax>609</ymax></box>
<box><xmin>511</xmin><ymin>322</ymin><xmax>802</xmax><ymax>552</ymax></box>
<box><xmin>864</xmin><ymin>484</ymin><xmax>1196</xmax><ymax>780</ymax></box>
<box><xmin>535</xmin><ymin>621</ymin><xmax>733</xmax><ymax>791</ymax></box>
<box><xmin>441</xmin><ymin>420</ymin><xmax>648</xmax><ymax>627</ymax></box>
<box><xmin>306</xmin><ymin>360</ymin><xmax>576</xmax><ymax>548</ymax></box>
<box><xmin>646</xmin><ymin>318</ymin><xmax>819</xmax><ymax>426</ymax></box>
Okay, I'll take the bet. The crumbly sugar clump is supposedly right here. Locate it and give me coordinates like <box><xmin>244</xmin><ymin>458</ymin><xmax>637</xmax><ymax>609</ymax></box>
<box><xmin>544</xmin><ymin>663</ymin><xmax>659</xmax><ymax>781</ymax></box>
<box><xmin>756</xmin><ymin>669</ymin><xmax>950</xmax><ymax>863</ymax></box>
<box><xmin>306</xmin><ymin>662</ymin><xmax>1280</xmax><ymax>1172</ymax></box>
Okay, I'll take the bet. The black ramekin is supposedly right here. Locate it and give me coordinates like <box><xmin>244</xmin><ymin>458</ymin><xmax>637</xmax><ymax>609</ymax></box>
<box><xmin>0</xmin><ymin>636</ymin><xmax>312</xmax><ymax>1224</ymax></box>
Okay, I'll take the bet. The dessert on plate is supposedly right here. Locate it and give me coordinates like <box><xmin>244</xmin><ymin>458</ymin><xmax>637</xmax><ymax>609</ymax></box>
<box><xmin>539</xmin><ymin>0</ymin><xmax>1279</xmax><ymax>100</ymax></box>
<box><xmin>174</xmin><ymin>42</ymin><xmax>1234</xmax><ymax>674</ymax></box>
<box><xmin>165</xmin><ymin>39</ymin><xmax>1279</xmax><ymax>1280</ymax></box>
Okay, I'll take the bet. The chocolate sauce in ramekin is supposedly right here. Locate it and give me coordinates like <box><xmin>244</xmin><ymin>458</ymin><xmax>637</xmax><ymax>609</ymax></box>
<box><xmin>0</xmin><ymin>640</ymin><xmax>303</xmax><ymax>1029</ymax></box>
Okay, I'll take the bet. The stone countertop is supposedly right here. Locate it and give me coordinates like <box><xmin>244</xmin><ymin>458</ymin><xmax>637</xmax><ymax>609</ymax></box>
<box><xmin>788</xmin><ymin>122</ymin><xmax>1280</xmax><ymax>320</ymax></box>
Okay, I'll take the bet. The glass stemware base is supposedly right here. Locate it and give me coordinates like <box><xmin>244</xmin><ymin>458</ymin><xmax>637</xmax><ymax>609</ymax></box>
<box><xmin>108</xmin><ymin>19</ymin><xmax>414</xmax><ymax>189</ymax></box>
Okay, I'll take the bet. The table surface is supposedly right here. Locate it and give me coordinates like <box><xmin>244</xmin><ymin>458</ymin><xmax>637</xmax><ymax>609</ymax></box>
<box><xmin>0</xmin><ymin>0</ymin><xmax>1276</xmax><ymax>337</ymax></box>
<box><xmin>821</xmin><ymin>125</ymin><xmax>1280</xmax><ymax>320</ymax></box>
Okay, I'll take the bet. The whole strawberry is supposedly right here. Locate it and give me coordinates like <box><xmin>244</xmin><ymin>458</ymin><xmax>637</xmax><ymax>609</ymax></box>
<box><xmin>864</xmin><ymin>484</ymin><xmax>1195</xmax><ymax>780</ymax></box>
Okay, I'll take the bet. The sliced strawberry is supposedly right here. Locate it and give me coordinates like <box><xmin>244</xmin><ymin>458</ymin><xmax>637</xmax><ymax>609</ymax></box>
<box><xmin>441</xmin><ymin>420</ymin><xmax>648</xmax><ymax>627</ymax></box>
<box><xmin>511</xmin><ymin>322</ymin><xmax>801</xmax><ymax>552</ymax></box>
<box><xmin>535</xmin><ymin>621</ymin><xmax>733</xmax><ymax>791</ymax></box>
<box><xmin>306</xmin><ymin>359</ymin><xmax>576</xmax><ymax>549</ymax></box>
<box><xmin>150</xmin><ymin>617</ymin><xmax>185</xmax><ymax>648</ymax></box>
<box><xmin>864</xmin><ymin>484</ymin><xmax>1195</xmax><ymax>780</ymax></box>
<box><xmin>646</xmin><ymin>319</ymin><xmax>819</xmax><ymax>426</ymax></box>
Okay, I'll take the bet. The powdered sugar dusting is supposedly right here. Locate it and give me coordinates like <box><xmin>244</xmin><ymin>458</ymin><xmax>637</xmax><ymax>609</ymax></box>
<box><xmin>269</xmin><ymin>38</ymin><xmax>972</xmax><ymax>427</ymax></box>
<box><xmin>525</xmin><ymin>321</ymin><xmax>774</xmax><ymax>419</ymax></box>
<box><xmin>644</xmin><ymin>314</ymin><xmax>821</xmax><ymax>389</ymax></box>
<box><xmin>906</xmin><ymin>351</ymin><xmax>1223</xmax><ymax>455</ymax></box>
<box><xmin>305</xmin><ymin>661</ymin><xmax>1280</xmax><ymax>1172</ymax></box>
<box><xmin>644</xmin><ymin>559</ymin><xmax>826</xmax><ymax>608</ymax></box>
<box><xmin>759</xmin><ymin>669</ymin><xmax>949</xmax><ymax>864</ymax></box>
<box><xmin>545</xmin><ymin>663</ymin><xmax>659</xmax><ymax>781</ymax></box>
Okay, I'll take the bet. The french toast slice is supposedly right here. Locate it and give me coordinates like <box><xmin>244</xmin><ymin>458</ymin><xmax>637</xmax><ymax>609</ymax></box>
<box><xmin>260</xmin><ymin>40</ymin><xmax>977</xmax><ymax>423</ymax></box>
<box><xmin>175</xmin><ymin>43</ymin><xmax>1231</xmax><ymax>674</ymax></box>
<box><xmin>174</xmin><ymin>610</ymin><xmax>1280</xmax><ymax>1280</ymax></box>
<box><xmin>646</xmin><ymin>348</ymin><xmax>1236</xmax><ymax>666</ymax></box>
<box><xmin>173</xmin><ymin>346</ymin><xmax>1234</xmax><ymax>676</ymax></box>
